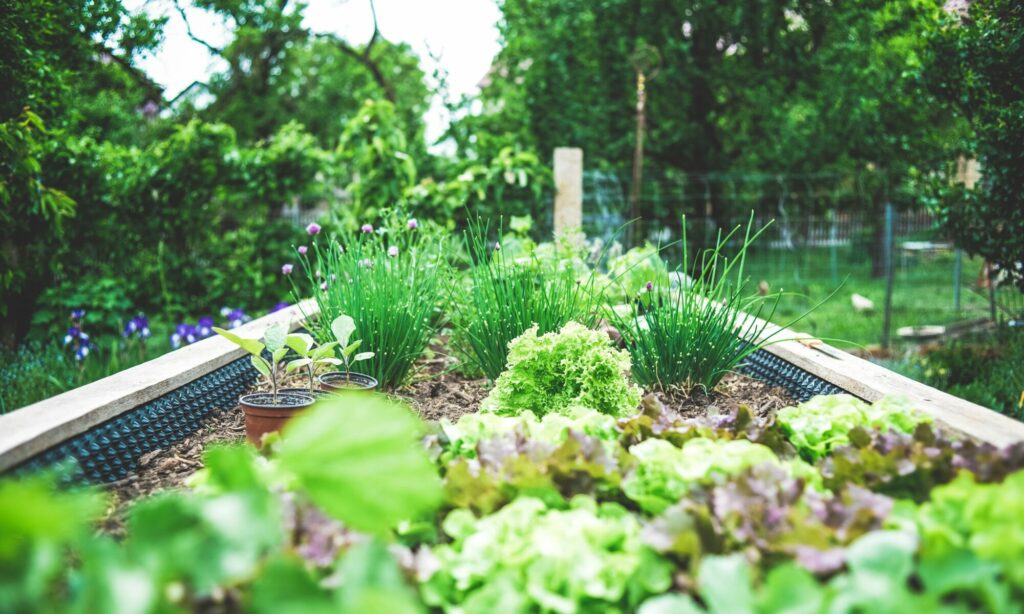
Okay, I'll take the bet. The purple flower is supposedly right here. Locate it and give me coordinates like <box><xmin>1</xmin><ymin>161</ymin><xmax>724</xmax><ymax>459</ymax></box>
<box><xmin>123</xmin><ymin>314</ymin><xmax>151</xmax><ymax>340</ymax></box>
<box><xmin>361</xmin><ymin>223</ymin><xmax>374</xmax><ymax>234</ymax></box>
<box><xmin>74</xmin><ymin>345</ymin><xmax>90</xmax><ymax>362</ymax></box>
<box><xmin>306</xmin><ymin>223</ymin><xmax>321</xmax><ymax>236</ymax></box>
<box><xmin>171</xmin><ymin>323</ymin><xmax>197</xmax><ymax>349</ymax></box>
<box><xmin>407</xmin><ymin>218</ymin><xmax>419</xmax><ymax>230</ymax></box>
<box><xmin>70</xmin><ymin>309</ymin><xmax>85</xmax><ymax>320</ymax></box>
<box><xmin>282</xmin><ymin>263</ymin><xmax>294</xmax><ymax>275</ymax></box>
<box><xmin>63</xmin><ymin>327</ymin><xmax>80</xmax><ymax>346</ymax></box>
<box><xmin>297</xmin><ymin>245</ymin><xmax>308</xmax><ymax>255</ymax></box>
<box><xmin>269</xmin><ymin>301</ymin><xmax>290</xmax><ymax>313</ymax></box>
<box><xmin>645</xmin><ymin>281</ymin><xmax>654</xmax><ymax>292</ymax></box>
<box><xmin>388</xmin><ymin>246</ymin><xmax>399</xmax><ymax>258</ymax></box>
<box><xmin>225</xmin><ymin>309</ymin><xmax>249</xmax><ymax>329</ymax></box>
<box><xmin>494</xmin><ymin>242</ymin><xmax>501</xmax><ymax>252</ymax></box>
<box><xmin>197</xmin><ymin>316</ymin><xmax>215</xmax><ymax>338</ymax></box>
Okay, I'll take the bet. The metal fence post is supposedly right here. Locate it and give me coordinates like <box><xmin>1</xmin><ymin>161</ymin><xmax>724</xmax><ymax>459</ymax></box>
<box><xmin>882</xmin><ymin>202</ymin><xmax>895</xmax><ymax>349</ymax></box>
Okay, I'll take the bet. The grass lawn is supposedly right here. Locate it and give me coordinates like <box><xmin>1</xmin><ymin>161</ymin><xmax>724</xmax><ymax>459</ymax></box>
<box><xmin>736</xmin><ymin>246</ymin><xmax>992</xmax><ymax>348</ymax></box>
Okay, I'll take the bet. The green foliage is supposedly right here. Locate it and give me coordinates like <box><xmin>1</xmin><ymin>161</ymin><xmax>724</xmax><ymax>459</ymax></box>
<box><xmin>471</xmin><ymin>0</ymin><xmax>954</xmax><ymax>181</ymax></box>
<box><xmin>0</xmin><ymin>342</ymin><xmax>77</xmax><ymax>413</ymax></box>
<box><xmin>483</xmin><ymin>322</ymin><xmax>641</xmax><ymax>417</ymax></box>
<box><xmin>0</xmin><ymin>393</ymin><xmax>441</xmax><ymax>611</ymax></box>
<box><xmin>622</xmin><ymin>437</ymin><xmax>813</xmax><ymax>515</ymax></box>
<box><xmin>777</xmin><ymin>395</ymin><xmax>932</xmax><ymax>462</ymax></box>
<box><xmin>917</xmin><ymin>470</ymin><xmax>1024</xmax><ymax>594</ymax></box>
<box><xmin>422</xmin><ymin>496</ymin><xmax>672</xmax><ymax>613</ymax></box>
<box><xmin>214</xmin><ymin>323</ymin><xmax>289</xmax><ymax>399</ymax></box>
<box><xmin>0</xmin><ymin>112</ymin><xmax>76</xmax><ymax>343</ymax></box>
<box><xmin>296</xmin><ymin>219</ymin><xmax>445</xmax><ymax>389</ymax></box>
<box><xmin>439</xmin><ymin>407</ymin><xmax>619</xmax><ymax>461</ymax></box>
<box><xmin>406</xmin><ymin>146</ymin><xmax>552</xmax><ymax>227</ymax></box>
<box><xmin>451</xmin><ymin>221</ymin><xmax>603</xmax><ymax>380</ymax></box>
<box><xmin>337</xmin><ymin>100</ymin><xmax>418</xmax><ymax>223</ymax></box>
<box><xmin>275</xmin><ymin>393</ymin><xmax>442</xmax><ymax>536</ymax></box>
<box><xmin>909</xmin><ymin>331</ymin><xmax>1024</xmax><ymax>419</ymax></box>
<box><xmin>607</xmin><ymin>243</ymin><xmax>671</xmax><ymax>301</ymax></box>
<box><xmin>922</xmin><ymin>0</ymin><xmax>1024</xmax><ymax>291</ymax></box>
<box><xmin>609</xmin><ymin>218</ymin><xmax>804</xmax><ymax>392</ymax></box>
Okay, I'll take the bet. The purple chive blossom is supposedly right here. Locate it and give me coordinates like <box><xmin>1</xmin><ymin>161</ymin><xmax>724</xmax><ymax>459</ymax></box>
<box><xmin>407</xmin><ymin>218</ymin><xmax>419</xmax><ymax>230</ymax></box>
<box><xmin>645</xmin><ymin>281</ymin><xmax>654</xmax><ymax>292</ymax></box>
<box><xmin>306</xmin><ymin>222</ymin><xmax>321</xmax><ymax>236</ymax></box>
<box><xmin>361</xmin><ymin>223</ymin><xmax>374</xmax><ymax>234</ymax></box>
<box><xmin>282</xmin><ymin>263</ymin><xmax>294</xmax><ymax>275</ymax></box>
<box><xmin>494</xmin><ymin>242</ymin><xmax>501</xmax><ymax>252</ymax></box>
<box><xmin>297</xmin><ymin>245</ymin><xmax>308</xmax><ymax>255</ymax></box>
<box><xmin>388</xmin><ymin>246</ymin><xmax>399</xmax><ymax>258</ymax></box>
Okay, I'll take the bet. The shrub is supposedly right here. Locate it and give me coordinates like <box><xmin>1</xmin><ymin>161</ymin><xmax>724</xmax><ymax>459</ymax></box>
<box><xmin>451</xmin><ymin>221</ymin><xmax>603</xmax><ymax>380</ymax></box>
<box><xmin>294</xmin><ymin>214</ymin><xmax>445</xmax><ymax>389</ymax></box>
<box><xmin>482</xmin><ymin>321</ymin><xmax>641</xmax><ymax>417</ymax></box>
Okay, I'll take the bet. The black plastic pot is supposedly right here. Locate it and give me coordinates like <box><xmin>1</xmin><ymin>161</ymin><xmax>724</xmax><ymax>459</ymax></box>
<box><xmin>238</xmin><ymin>391</ymin><xmax>315</xmax><ymax>444</ymax></box>
<box><xmin>318</xmin><ymin>371</ymin><xmax>379</xmax><ymax>391</ymax></box>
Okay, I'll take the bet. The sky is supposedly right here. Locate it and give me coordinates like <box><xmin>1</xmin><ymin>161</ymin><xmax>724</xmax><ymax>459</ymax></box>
<box><xmin>126</xmin><ymin>0</ymin><xmax>502</xmax><ymax>146</ymax></box>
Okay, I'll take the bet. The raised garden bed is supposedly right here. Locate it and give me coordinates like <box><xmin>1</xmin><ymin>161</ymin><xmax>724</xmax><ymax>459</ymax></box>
<box><xmin>4</xmin><ymin>230</ymin><xmax>1024</xmax><ymax>612</ymax></box>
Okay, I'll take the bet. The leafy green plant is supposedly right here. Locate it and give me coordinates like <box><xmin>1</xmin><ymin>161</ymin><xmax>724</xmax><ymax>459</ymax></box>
<box><xmin>482</xmin><ymin>321</ymin><xmax>641</xmax><ymax>417</ymax></box>
<box><xmin>606</xmin><ymin>242</ymin><xmax>671</xmax><ymax>300</ymax></box>
<box><xmin>294</xmin><ymin>218</ymin><xmax>444</xmax><ymax>389</ymax></box>
<box><xmin>777</xmin><ymin>395</ymin><xmax>931</xmax><ymax>462</ymax></box>
<box><xmin>0</xmin><ymin>393</ymin><xmax>441</xmax><ymax>612</ymax></box>
<box><xmin>450</xmin><ymin>220</ymin><xmax>603</xmax><ymax>381</ymax></box>
<box><xmin>421</xmin><ymin>496</ymin><xmax>671</xmax><ymax>613</ymax></box>
<box><xmin>622</xmin><ymin>437</ymin><xmax>816</xmax><ymax>514</ymax></box>
<box><xmin>284</xmin><ymin>332</ymin><xmax>339</xmax><ymax>394</ymax></box>
<box><xmin>608</xmin><ymin>216</ymin><xmax>820</xmax><ymax>393</ymax></box>
<box><xmin>214</xmin><ymin>323</ymin><xmax>289</xmax><ymax>402</ymax></box>
<box><xmin>328</xmin><ymin>314</ymin><xmax>375</xmax><ymax>380</ymax></box>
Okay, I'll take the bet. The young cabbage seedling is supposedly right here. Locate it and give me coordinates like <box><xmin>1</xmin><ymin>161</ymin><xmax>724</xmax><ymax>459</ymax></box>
<box><xmin>331</xmin><ymin>314</ymin><xmax>374</xmax><ymax>381</ymax></box>
<box><xmin>214</xmin><ymin>323</ymin><xmax>289</xmax><ymax>403</ymax></box>
<box><xmin>284</xmin><ymin>332</ymin><xmax>340</xmax><ymax>393</ymax></box>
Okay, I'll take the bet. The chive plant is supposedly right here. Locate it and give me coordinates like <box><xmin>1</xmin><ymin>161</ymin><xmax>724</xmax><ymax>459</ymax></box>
<box><xmin>290</xmin><ymin>218</ymin><xmax>444</xmax><ymax>389</ymax></box>
<box><xmin>450</xmin><ymin>219</ymin><xmax>603</xmax><ymax>381</ymax></box>
<box><xmin>609</xmin><ymin>215</ymin><xmax>814</xmax><ymax>393</ymax></box>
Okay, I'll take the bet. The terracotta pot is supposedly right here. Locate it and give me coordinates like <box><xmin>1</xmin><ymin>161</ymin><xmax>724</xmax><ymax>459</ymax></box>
<box><xmin>239</xmin><ymin>391</ymin><xmax>315</xmax><ymax>444</ymax></box>
<box><xmin>318</xmin><ymin>371</ymin><xmax>379</xmax><ymax>392</ymax></box>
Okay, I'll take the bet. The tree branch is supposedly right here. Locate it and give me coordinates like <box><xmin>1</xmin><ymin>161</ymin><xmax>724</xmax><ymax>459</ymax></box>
<box><xmin>94</xmin><ymin>42</ymin><xmax>165</xmax><ymax>102</ymax></box>
<box><xmin>173</xmin><ymin>0</ymin><xmax>224</xmax><ymax>57</ymax></box>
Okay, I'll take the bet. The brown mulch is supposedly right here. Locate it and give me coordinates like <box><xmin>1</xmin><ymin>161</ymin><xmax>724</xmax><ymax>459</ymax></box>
<box><xmin>101</xmin><ymin>405</ymin><xmax>246</xmax><ymax>535</ymax></box>
<box><xmin>100</xmin><ymin>360</ymin><xmax>794</xmax><ymax>522</ymax></box>
<box><xmin>651</xmin><ymin>372</ymin><xmax>796</xmax><ymax>422</ymax></box>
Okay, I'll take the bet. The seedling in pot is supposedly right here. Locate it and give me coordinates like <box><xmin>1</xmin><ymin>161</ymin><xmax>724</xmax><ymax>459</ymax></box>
<box><xmin>214</xmin><ymin>323</ymin><xmax>290</xmax><ymax>403</ymax></box>
<box><xmin>331</xmin><ymin>314</ymin><xmax>375</xmax><ymax>383</ymax></box>
<box><xmin>284</xmin><ymin>332</ymin><xmax>340</xmax><ymax>393</ymax></box>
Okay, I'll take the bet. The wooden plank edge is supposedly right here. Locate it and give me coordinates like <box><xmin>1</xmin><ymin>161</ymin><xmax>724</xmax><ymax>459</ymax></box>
<box><xmin>750</xmin><ymin>317</ymin><xmax>1024</xmax><ymax>447</ymax></box>
<box><xmin>0</xmin><ymin>299</ymin><xmax>321</xmax><ymax>473</ymax></box>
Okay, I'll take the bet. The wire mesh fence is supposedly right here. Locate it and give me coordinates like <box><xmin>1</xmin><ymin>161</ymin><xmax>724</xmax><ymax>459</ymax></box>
<box><xmin>579</xmin><ymin>168</ymin><xmax>1019</xmax><ymax>348</ymax></box>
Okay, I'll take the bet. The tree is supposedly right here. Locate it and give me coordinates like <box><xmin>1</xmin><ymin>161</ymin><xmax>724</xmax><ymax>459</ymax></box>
<box><xmin>174</xmin><ymin>0</ymin><xmax>430</xmax><ymax>149</ymax></box>
<box><xmin>922</xmin><ymin>0</ymin><xmax>1024</xmax><ymax>291</ymax></box>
